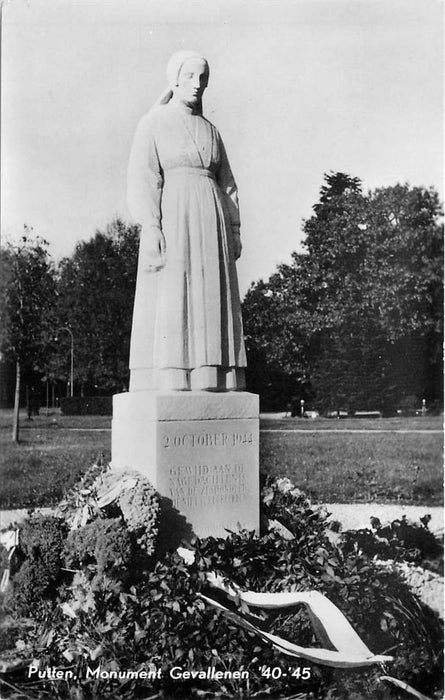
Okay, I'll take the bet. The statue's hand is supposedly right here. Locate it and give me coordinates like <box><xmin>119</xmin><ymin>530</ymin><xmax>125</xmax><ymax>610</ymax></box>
<box><xmin>233</xmin><ymin>232</ymin><xmax>242</xmax><ymax>260</ymax></box>
<box><xmin>140</xmin><ymin>225</ymin><xmax>166</xmax><ymax>272</ymax></box>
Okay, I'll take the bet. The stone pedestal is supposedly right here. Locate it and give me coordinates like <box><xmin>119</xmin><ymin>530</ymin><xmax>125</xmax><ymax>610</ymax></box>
<box><xmin>112</xmin><ymin>391</ymin><xmax>259</xmax><ymax>538</ymax></box>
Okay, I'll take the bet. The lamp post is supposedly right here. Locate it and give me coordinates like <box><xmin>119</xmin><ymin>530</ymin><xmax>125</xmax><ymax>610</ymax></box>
<box><xmin>56</xmin><ymin>327</ymin><xmax>74</xmax><ymax>397</ymax></box>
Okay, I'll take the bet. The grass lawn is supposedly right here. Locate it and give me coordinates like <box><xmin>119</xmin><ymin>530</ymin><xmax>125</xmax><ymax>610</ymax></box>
<box><xmin>0</xmin><ymin>410</ymin><xmax>442</xmax><ymax>509</ymax></box>
<box><xmin>0</xmin><ymin>410</ymin><xmax>111</xmax><ymax>509</ymax></box>
<box><xmin>260</xmin><ymin>426</ymin><xmax>443</xmax><ymax>506</ymax></box>
<box><xmin>260</xmin><ymin>417</ymin><xmax>443</xmax><ymax>505</ymax></box>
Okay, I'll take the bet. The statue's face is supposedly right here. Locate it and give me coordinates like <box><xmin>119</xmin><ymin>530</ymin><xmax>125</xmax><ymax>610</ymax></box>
<box><xmin>175</xmin><ymin>58</ymin><xmax>209</xmax><ymax>106</ymax></box>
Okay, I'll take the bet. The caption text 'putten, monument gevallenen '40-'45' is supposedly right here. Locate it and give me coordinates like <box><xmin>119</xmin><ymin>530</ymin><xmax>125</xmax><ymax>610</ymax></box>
<box><xmin>28</xmin><ymin>665</ymin><xmax>313</xmax><ymax>681</ymax></box>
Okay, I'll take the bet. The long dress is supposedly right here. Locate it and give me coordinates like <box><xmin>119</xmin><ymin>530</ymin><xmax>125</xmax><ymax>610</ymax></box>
<box><xmin>126</xmin><ymin>99</ymin><xmax>247</xmax><ymax>391</ymax></box>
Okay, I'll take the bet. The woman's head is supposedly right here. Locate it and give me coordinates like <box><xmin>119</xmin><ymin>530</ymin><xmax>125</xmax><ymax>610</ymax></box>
<box><xmin>167</xmin><ymin>51</ymin><xmax>209</xmax><ymax>111</ymax></box>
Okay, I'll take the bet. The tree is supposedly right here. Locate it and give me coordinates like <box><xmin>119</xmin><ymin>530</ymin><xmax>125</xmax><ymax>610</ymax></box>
<box><xmin>243</xmin><ymin>265</ymin><xmax>314</xmax><ymax>410</ymax></box>
<box><xmin>243</xmin><ymin>173</ymin><xmax>443</xmax><ymax>412</ymax></box>
<box><xmin>303</xmin><ymin>176</ymin><xmax>443</xmax><ymax>411</ymax></box>
<box><xmin>0</xmin><ymin>232</ymin><xmax>57</xmax><ymax>441</ymax></box>
<box><xmin>53</xmin><ymin>219</ymin><xmax>139</xmax><ymax>395</ymax></box>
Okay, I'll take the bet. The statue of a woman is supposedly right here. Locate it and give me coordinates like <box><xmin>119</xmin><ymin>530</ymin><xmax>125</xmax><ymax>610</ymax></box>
<box><xmin>127</xmin><ymin>51</ymin><xmax>247</xmax><ymax>392</ymax></box>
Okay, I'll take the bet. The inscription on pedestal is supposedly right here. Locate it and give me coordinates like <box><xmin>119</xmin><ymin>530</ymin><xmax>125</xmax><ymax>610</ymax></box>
<box><xmin>112</xmin><ymin>391</ymin><xmax>260</xmax><ymax>538</ymax></box>
<box><xmin>157</xmin><ymin>422</ymin><xmax>259</xmax><ymax>537</ymax></box>
<box><xmin>169</xmin><ymin>463</ymin><xmax>246</xmax><ymax>509</ymax></box>
<box><xmin>161</xmin><ymin>430</ymin><xmax>253</xmax><ymax>449</ymax></box>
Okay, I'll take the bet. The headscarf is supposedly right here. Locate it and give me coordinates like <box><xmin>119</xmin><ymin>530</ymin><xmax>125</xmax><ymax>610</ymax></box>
<box><xmin>153</xmin><ymin>50</ymin><xmax>209</xmax><ymax>114</ymax></box>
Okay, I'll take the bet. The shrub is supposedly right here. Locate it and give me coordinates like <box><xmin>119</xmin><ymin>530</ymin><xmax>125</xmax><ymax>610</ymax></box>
<box><xmin>6</xmin><ymin>559</ymin><xmax>54</xmax><ymax>617</ymax></box>
<box><xmin>19</xmin><ymin>514</ymin><xmax>69</xmax><ymax>577</ymax></box>
<box><xmin>65</xmin><ymin>518</ymin><xmax>137</xmax><ymax>588</ymax></box>
<box><xmin>5</xmin><ymin>515</ymin><xmax>69</xmax><ymax>617</ymax></box>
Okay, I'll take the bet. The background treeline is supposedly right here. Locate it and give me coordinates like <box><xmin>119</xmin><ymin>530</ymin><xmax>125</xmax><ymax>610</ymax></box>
<box><xmin>0</xmin><ymin>173</ymin><xmax>443</xmax><ymax>416</ymax></box>
<box><xmin>0</xmin><ymin>221</ymin><xmax>139</xmax><ymax>424</ymax></box>
<box><xmin>244</xmin><ymin>173</ymin><xmax>443</xmax><ymax>413</ymax></box>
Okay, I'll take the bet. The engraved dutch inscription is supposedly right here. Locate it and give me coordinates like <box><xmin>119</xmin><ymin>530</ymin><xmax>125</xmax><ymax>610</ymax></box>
<box><xmin>156</xmin><ymin>418</ymin><xmax>259</xmax><ymax>536</ymax></box>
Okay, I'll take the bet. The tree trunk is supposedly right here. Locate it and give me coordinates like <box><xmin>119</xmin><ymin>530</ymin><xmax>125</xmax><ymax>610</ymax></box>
<box><xmin>26</xmin><ymin>383</ymin><xmax>30</xmax><ymax>419</ymax></box>
<box><xmin>12</xmin><ymin>360</ymin><xmax>20</xmax><ymax>443</ymax></box>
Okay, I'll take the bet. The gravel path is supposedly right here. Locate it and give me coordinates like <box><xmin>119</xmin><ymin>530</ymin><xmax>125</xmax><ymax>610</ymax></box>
<box><xmin>323</xmin><ymin>503</ymin><xmax>443</xmax><ymax>534</ymax></box>
<box><xmin>379</xmin><ymin>560</ymin><xmax>443</xmax><ymax>618</ymax></box>
<box><xmin>0</xmin><ymin>508</ymin><xmax>54</xmax><ymax>530</ymax></box>
<box><xmin>323</xmin><ymin>503</ymin><xmax>444</xmax><ymax>618</ymax></box>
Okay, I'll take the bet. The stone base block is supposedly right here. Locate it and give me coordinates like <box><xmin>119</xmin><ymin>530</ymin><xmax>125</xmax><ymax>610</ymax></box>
<box><xmin>112</xmin><ymin>391</ymin><xmax>259</xmax><ymax>538</ymax></box>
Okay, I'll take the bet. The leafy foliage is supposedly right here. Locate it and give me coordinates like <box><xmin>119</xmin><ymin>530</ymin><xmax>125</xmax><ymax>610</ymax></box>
<box><xmin>0</xmin><ymin>471</ymin><xmax>442</xmax><ymax>699</ymax></box>
<box><xmin>0</xmin><ymin>232</ymin><xmax>56</xmax><ymax>373</ymax></box>
<box><xmin>65</xmin><ymin>518</ymin><xmax>138</xmax><ymax>589</ymax></box>
<box><xmin>341</xmin><ymin>515</ymin><xmax>444</xmax><ymax>575</ymax></box>
<box><xmin>243</xmin><ymin>173</ymin><xmax>443</xmax><ymax>412</ymax></box>
<box><xmin>0</xmin><ymin>232</ymin><xmax>57</xmax><ymax>439</ymax></box>
<box><xmin>5</xmin><ymin>515</ymin><xmax>68</xmax><ymax>617</ymax></box>
<box><xmin>52</xmin><ymin>218</ymin><xmax>139</xmax><ymax>394</ymax></box>
<box><xmin>261</xmin><ymin>475</ymin><xmax>331</xmax><ymax>540</ymax></box>
<box><xmin>19</xmin><ymin>514</ymin><xmax>69</xmax><ymax>578</ymax></box>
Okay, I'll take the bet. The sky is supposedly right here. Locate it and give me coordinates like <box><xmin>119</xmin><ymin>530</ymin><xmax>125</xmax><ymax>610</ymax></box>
<box><xmin>1</xmin><ymin>0</ymin><xmax>443</xmax><ymax>296</ymax></box>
